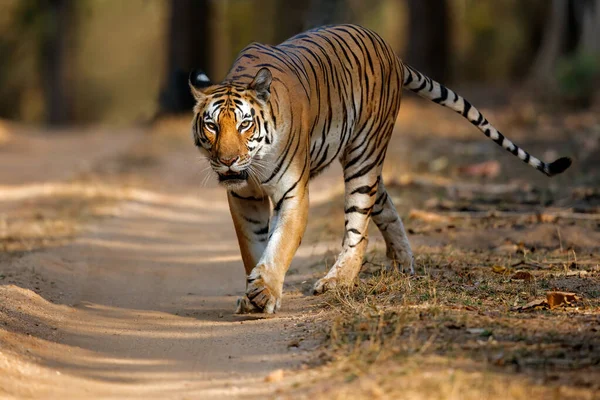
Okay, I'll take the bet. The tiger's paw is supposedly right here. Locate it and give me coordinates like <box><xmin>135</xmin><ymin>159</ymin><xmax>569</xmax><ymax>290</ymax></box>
<box><xmin>238</xmin><ymin>273</ymin><xmax>281</xmax><ymax>314</ymax></box>
<box><xmin>235</xmin><ymin>295</ymin><xmax>258</xmax><ymax>314</ymax></box>
<box><xmin>385</xmin><ymin>247</ymin><xmax>414</xmax><ymax>274</ymax></box>
<box><xmin>312</xmin><ymin>277</ymin><xmax>338</xmax><ymax>295</ymax></box>
<box><xmin>385</xmin><ymin>252</ymin><xmax>415</xmax><ymax>275</ymax></box>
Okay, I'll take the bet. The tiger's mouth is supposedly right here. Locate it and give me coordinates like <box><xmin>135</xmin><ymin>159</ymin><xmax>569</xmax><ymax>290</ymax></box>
<box><xmin>217</xmin><ymin>170</ymin><xmax>249</xmax><ymax>183</ymax></box>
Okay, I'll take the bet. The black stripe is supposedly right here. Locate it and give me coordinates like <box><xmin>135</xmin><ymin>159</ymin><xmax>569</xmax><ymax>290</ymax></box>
<box><xmin>231</xmin><ymin>192</ymin><xmax>264</xmax><ymax>201</ymax></box>
<box><xmin>348</xmin><ymin>236</ymin><xmax>366</xmax><ymax>248</ymax></box>
<box><xmin>254</xmin><ymin>225</ymin><xmax>269</xmax><ymax>235</ymax></box>
<box><xmin>345</xmin><ymin>206</ymin><xmax>372</xmax><ymax>215</ymax></box>
<box><xmin>432</xmin><ymin>85</ymin><xmax>448</xmax><ymax>104</ymax></box>
<box><xmin>472</xmin><ymin>111</ymin><xmax>483</xmax><ymax>126</ymax></box>
<box><xmin>416</xmin><ymin>78</ymin><xmax>428</xmax><ymax>92</ymax></box>
<box><xmin>493</xmin><ymin>132</ymin><xmax>505</xmax><ymax>146</ymax></box>
<box><xmin>462</xmin><ymin>100</ymin><xmax>472</xmax><ymax>118</ymax></box>
<box><xmin>404</xmin><ymin>67</ymin><xmax>413</xmax><ymax>86</ymax></box>
<box><xmin>273</xmin><ymin>156</ymin><xmax>309</xmax><ymax>212</ymax></box>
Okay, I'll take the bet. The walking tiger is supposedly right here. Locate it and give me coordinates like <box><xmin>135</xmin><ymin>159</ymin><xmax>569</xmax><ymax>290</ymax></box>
<box><xmin>189</xmin><ymin>24</ymin><xmax>571</xmax><ymax>313</ymax></box>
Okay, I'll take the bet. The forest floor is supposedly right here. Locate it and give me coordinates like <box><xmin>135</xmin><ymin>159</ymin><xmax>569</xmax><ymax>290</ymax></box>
<box><xmin>0</xmin><ymin>94</ymin><xmax>599</xmax><ymax>399</ymax></box>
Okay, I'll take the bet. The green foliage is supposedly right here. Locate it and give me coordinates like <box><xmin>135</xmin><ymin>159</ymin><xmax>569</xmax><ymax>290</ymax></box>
<box><xmin>555</xmin><ymin>52</ymin><xmax>600</xmax><ymax>106</ymax></box>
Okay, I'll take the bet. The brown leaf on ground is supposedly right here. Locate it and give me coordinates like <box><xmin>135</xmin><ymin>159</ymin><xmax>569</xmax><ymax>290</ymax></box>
<box><xmin>546</xmin><ymin>291</ymin><xmax>582</xmax><ymax>309</ymax></box>
<box><xmin>512</xmin><ymin>292</ymin><xmax>583</xmax><ymax>311</ymax></box>
<box><xmin>511</xmin><ymin>298</ymin><xmax>549</xmax><ymax>312</ymax></box>
<box><xmin>537</xmin><ymin>213</ymin><xmax>558</xmax><ymax>223</ymax></box>
<box><xmin>492</xmin><ymin>265</ymin><xmax>508</xmax><ymax>274</ymax></box>
<box><xmin>511</xmin><ymin>271</ymin><xmax>534</xmax><ymax>281</ymax></box>
<box><xmin>457</xmin><ymin>160</ymin><xmax>501</xmax><ymax>178</ymax></box>
<box><xmin>408</xmin><ymin>209</ymin><xmax>451</xmax><ymax>223</ymax></box>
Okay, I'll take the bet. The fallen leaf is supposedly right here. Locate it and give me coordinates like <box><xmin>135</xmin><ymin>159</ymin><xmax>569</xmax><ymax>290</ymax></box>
<box><xmin>492</xmin><ymin>265</ymin><xmax>508</xmax><ymax>274</ymax></box>
<box><xmin>458</xmin><ymin>160</ymin><xmax>501</xmax><ymax>178</ymax></box>
<box><xmin>516</xmin><ymin>242</ymin><xmax>532</xmax><ymax>256</ymax></box>
<box><xmin>511</xmin><ymin>271</ymin><xmax>533</xmax><ymax>281</ymax></box>
<box><xmin>408</xmin><ymin>209</ymin><xmax>451</xmax><ymax>223</ymax></box>
<box><xmin>511</xmin><ymin>298</ymin><xmax>548</xmax><ymax>312</ymax></box>
<box><xmin>537</xmin><ymin>213</ymin><xmax>558</xmax><ymax>223</ymax></box>
<box><xmin>546</xmin><ymin>291</ymin><xmax>582</xmax><ymax>309</ymax></box>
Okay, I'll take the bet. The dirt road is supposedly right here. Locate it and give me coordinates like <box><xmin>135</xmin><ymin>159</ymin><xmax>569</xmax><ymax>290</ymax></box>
<box><xmin>2</xmin><ymin>98</ymin><xmax>598</xmax><ymax>399</ymax></box>
<box><xmin>0</xmin><ymin>123</ymin><xmax>336</xmax><ymax>399</ymax></box>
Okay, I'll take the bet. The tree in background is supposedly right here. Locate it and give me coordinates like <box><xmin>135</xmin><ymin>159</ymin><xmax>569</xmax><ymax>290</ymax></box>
<box><xmin>0</xmin><ymin>0</ymin><xmax>76</xmax><ymax>125</ymax></box>
<box><xmin>304</xmin><ymin>0</ymin><xmax>346</xmax><ymax>29</ymax></box>
<box><xmin>405</xmin><ymin>0</ymin><xmax>449</xmax><ymax>82</ymax></box>
<box><xmin>40</xmin><ymin>0</ymin><xmax>74</xmax><ymax>126</ymax></box>
<box><xmin>531</xmin><ymin>0</ymin><xmax>600</xmax><ymax>104</ymax></box>
<box><xmin>159</xmin><ymin>0</ymin><xmax>213</xmax><ymax>114</ymax></box>
<box><xmin>276</xmin><ymin>0</ymin><xmax>310</xmax><ymax>40</ymax></box>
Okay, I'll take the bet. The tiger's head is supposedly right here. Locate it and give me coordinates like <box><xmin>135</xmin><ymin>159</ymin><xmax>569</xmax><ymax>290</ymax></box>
<box><xmin>190</xmin><ymin>68</ymin><xmax>273</xmax><ymax>189</ymax></box>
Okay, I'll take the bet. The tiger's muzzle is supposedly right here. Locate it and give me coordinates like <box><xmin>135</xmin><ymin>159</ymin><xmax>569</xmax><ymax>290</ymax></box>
<box><xmin>217</xmin><ymin>169</ymin><xmax>249</xmax><ymax>183</ymax></box>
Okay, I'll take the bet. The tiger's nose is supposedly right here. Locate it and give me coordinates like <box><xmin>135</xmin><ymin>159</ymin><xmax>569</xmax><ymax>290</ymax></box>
<box><xmin>219</xmin><ymin>156</ymin><xmax>238</xmax><ymax>166</ymax></box>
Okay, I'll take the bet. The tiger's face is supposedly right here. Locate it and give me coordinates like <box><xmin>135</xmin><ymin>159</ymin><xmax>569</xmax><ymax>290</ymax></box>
<box><xmin>190</xmin><ymin>68</ymin><xmax>273</xmax><ymax>189</ymax></box>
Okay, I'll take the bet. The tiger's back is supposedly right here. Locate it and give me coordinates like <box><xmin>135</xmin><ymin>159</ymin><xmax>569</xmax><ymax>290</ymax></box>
<box><xmin>224</xmin><ymin>25</ymin><xmax>403</xmax><ymax>179</ymax></box>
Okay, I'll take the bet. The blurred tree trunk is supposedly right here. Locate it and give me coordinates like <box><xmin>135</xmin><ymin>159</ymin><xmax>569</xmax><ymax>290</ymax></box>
<box><xmin>159</xmin><ymin>0</ymin><xmax>212</xmax><ymax>114</ymax></box>
<box><xmin>578</xmin><ymin>0</ymin><xmax>600</xmax><ymax>55</ymax></box>
<box><xmin>405</xmin><ymin>0</ymin><xmax>450</xmax><ymax>82</ymax></box>
<box><xmin>276</xmin><ymin>1</ymin><xmax>310</xmax><ymax>40</ymax></box>
<box><xmin>530</xmin><ymin>0</ymin><xmax>600</xmax><ymax>83</ymax></box>
<box><xmin>530</xmin><ymin>0</ymin><xmax>572</xmax><ymax>83</ymax></box>
<box><xmin>41</xmin><ymin>0</ymin><xmax>74</xmax><ymax>126</ymax></box>
<box><xmin>304</xmin><ymin>0</ymin><xmax>346</xmax><ymax>29</ymax></box>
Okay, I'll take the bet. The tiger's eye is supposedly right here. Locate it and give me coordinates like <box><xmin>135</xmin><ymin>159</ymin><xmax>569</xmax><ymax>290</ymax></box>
<box><xmin>239</xmin><ymin>120</ymin><xmax>252</xmax><ymax>130</ymax></box>
<box><xmin>205</xmin><ymin>122</ymin><xmax>217</xmax><ymax>132</ymax></box>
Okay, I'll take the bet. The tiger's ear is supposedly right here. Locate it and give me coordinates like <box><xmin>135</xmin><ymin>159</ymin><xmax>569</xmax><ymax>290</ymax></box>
<box><xmin>248</xmin><ymin>67</ymin><xmax>272</xmax><ymax>102</ymax></box>
<box><xmin>189</xmin><ymin>69</ymin><xmax>212</xmax><ymax>101</ymax></box>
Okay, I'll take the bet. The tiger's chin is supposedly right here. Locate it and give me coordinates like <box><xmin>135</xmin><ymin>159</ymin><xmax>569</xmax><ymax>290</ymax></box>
<box><xmin>217</xmin><ymin>170</ymin><xmax>249</xmax><ymax>190</ymax></box>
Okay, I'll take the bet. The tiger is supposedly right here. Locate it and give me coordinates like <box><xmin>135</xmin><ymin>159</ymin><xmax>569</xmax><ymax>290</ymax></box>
<box><xmin>189</xmin><ymin>24</ymin><xmax>571</xmax><ymax>314</ymax></box>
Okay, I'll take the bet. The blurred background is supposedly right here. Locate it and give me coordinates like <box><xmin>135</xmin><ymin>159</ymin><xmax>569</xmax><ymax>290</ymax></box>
<box><xmin>0</xmin><ymin>0</ymin><xmax>598</xmax><ymax>127</ymax></box>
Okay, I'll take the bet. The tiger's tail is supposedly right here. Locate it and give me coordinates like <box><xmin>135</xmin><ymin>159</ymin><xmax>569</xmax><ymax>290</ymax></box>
<box><xmin>401</xmin><ymin>63</ymin><xmax>571</xmax><ymax>177</ymax></box>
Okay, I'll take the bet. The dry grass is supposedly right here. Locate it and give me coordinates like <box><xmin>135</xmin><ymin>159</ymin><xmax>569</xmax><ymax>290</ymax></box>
<box><xmin>287</xmin><ymin>246</ymin><xmax>599</xmax><ymax>400</ymax></box>
<box><xmin>280</xmin><ymin>100</ymin><xmax>600</xmax><ymax>400</ymax></box>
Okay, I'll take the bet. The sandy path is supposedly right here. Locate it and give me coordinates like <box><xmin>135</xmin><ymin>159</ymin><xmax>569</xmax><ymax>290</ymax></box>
<box><xmin>0</xmin><ymin>127</ymin><xmax>339</xmax><ymax>399</ymax></box>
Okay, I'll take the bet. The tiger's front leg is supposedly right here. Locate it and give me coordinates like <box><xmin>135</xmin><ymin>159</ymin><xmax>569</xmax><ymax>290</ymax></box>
<box><xmin>235</xmin><ymin>182</ymin><xmax>309</xmax><ymax>314</ymax></box>
<box><xmin>227</xmin><ymin>192</ymin><xmax>271</xmax><ymax>276</ymax></box>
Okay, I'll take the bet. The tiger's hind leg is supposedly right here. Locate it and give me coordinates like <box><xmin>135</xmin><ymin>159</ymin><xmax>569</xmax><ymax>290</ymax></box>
<box><xmin>371</xmin><ymin>181</ymin><xmax>414</xmax><ymax>273</ymax></box>
<box><xmin>313</xmin><ymin>130</ymin><xmax>391</xmax><ymax>294</ymax></box>
<box><xmin>312</xmin><ymin>173</ymin><xmax>377</xmax><ymax>294</ymax></box>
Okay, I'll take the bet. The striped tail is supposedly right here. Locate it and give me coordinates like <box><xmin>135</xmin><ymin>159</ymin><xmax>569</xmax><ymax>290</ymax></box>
<box><xmin>401</xmin><ymin>63</ymin><xmax>571</xmax><ymax>177</ymax></box>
